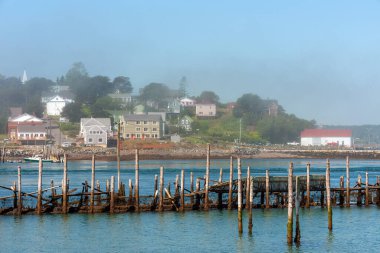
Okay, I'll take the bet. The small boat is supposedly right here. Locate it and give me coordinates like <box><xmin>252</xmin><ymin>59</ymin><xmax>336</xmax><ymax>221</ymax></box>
<box><xmin>24</xmin><ymin>156</ymin><xmax>53</xmax><ymax>163</ymax></box>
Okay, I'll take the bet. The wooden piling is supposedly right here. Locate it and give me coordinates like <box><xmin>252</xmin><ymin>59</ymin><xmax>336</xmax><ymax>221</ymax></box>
<box><xmin>90</xmin><ymin>154</ymin><xmax>95</xmax><ymax>213</ymax></box>
<box><xmin>357</xmin><ymin>174</ymin><xmax>362</xmax><ymax>206</ymax></box>
<box><xmin>339</xmin><ymin>176</ymin><xmax>345</xmax><ymax>206</ymax></box>
<box><xmin>180</xmin><ymin>169</ymin><xmax>185</xmax><ymax>211</ymax></box>
<box><xmin>365</xmin><ymin>172</ymin><xmax>369</xmax><ymax>206</ymax></box>
<box><xmin>204</xmin><ymin>144</ymin><xmax>210</xmax><ymax>211</ymax></box>
<box><xmin>265</xmin><ymin>169</ymin><xmax>270</xmax><ymax>209</ymax></box>
<box><xmin>37</xmin><ymin>158</ymin><xmax>43</xmax><ymax>214</ymax></box>
<box><xmin>287</xmin><ymin>162</ymin><xmax>293</xmax><ymax>245</ymax></box>
<box><xmin>62</xmin><ymin>154</ymin><xmax>68</xmax><ymax>214</ymax></box>
<box><xmin>159</xmin><ymin>166</ymin><xmax>164</xmax><ymax>212</ymax></box>
<box><xmin>246</xmin><ymin>167</ymin><xmax>250</xmax><ymax>209</ymax></box>
<box><xmin>128</xmin><ymin>179</ymin><xmax>133</xmax><ymax>205</ymax></box>
<box><xmin>110</xmin><ymin>176</ymin><xmax>115</xmax><ymax>214</ymax></box>
<box><xmin>154</xmin><ymin>174</ymin><xmax>158</xmax><ymax>198</ymax></box>
<box><xmin>96</xmin><ymin>180</ymin><xmax>101</xmax><ymax>206</ymax></box>
<box><xmin>135</xmin><ymin>149</ymin><xmax>140</xmax><ymax>212</ymax></box>
<box><xmin>294</xmin><ymin>176</ymin><xmax>301</xmax><ymax>244</ymax></box>
<box><xmin>326</xmin><ymin>159</ymin><xmax>332</xmax><ymax>231</ymax></box>
<box><xmin>190</xmin><ymin>172</ymin><xmax>194</xmax><ymax>205</ymax></box>
<box><xmin>13</xmin><ymin>181</ymin><xmax>17</xmax><ymax>210</ymax></box>
<box><xmin>117</xmin><ymin>121</ymin><xmax>121</xmax><ymax>191</ymax></box>
<box><xmin>195</xmin><ymin>178</ymin><xmax>201</xmax><ymax>209</ymax></box>
<box><xmin>175</xmin><ymin>174</ymin><xmax>179</xmax><ymax>196</ymax></box>
<box><xmin>17</xmin><ymin>166</ymin><xmax>22</xmax><ymax>215</ymax></box>
<box><xmin>237</xmin><ymin>157</ymin><xmax>243</xmax><ymax>234</ymax></box>
<box><xmin>228</xmin><ymin>156</ymin><xmax>234</xmax><ymax>210</ymax></box>
<box><xmin>306</xmin><ymin>162</ymin><xmax>310</xmax><ymax>208</ymax></box>
<box><xmin>248</xmin><ymin>169</ymin><xmax>253</xmax><ymax>234</ymax></box>
<box><xmin>346</xmin><ymin>156</ymin><xmax>350</xmax><ymax>207</ymax></box>
<box><xmin>51</xmin><ymin>180</ymin><xmax>56</xmax><ymax>200</ymax></box>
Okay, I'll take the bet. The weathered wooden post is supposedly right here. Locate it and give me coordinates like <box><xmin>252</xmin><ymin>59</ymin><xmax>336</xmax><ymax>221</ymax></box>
<box><xmin>13</xmin><ymin>181</ymin><xmax>17</xmax><ymax>211</ymax></box>
<box><xmin>228</xmin><ymin>156</ymin><xmax>234</xmax><ymax>210</ymax></box>
<box><xmin>246</xmin><ymin>167</ymin><xmax>251</xmax><ymax>209</ymax></box>
<box><xmin>17</xmin><ymin>166</ymin><xmax>22</xmax><ymax>215</ymax></box>
<box><xmin>306</xmin><ymin>162</ymin><xmax>310</xmax><ymax>208</ymax></box>
<box><xmin>346</xmin><ymin>156</ymin><xmax>350</xmax><ymax>207</ymax></box>
<box><xmin>204</xmin><ymin>143</ymin><xmax>210</xmax><ymax>211</ymax></box>
<box><xmin>37</xmin><ymin>158</ymin><xmax>43</xmax><ymax>214</ymax></box>
<box><xmin>195</xmin><ymin>178</ymin><xmax>201</xmax><ymax>209</ymax></box>
<box><xmin>96</xmin><ymin>180</ymin><xmax>101</xmax><ymax>206</ymax></box>
<box><xmin>117</xmin><ymin>121</ymin><xmax>121</xmax><ymax>191</ymax></box>
<box><xmin>128</xmin><ymin>179</ymin><xmax>133</xmax><ymax>205</ymax></box>
<box><xmin>365</xmin><ymin>172</ymin><xmax>369</xmax><ymax>206</ymax></box>
<box><xmin>377</xmin><ymin>176</ymin><xmax>380</xmax><ymax>205</ymax></box>
<box><xmin>339</xmin><ymin>176</ymin><xmax>345</xmax><ymax>206</ymax></box>
<box><xmin>135</xmin><ymin>149</ymin><xmax>140</xmax><ymax>212</ymax></box>
<box><xmin>287</xmin><ymin>162</ymin><xmax>294</xmax><ymax>245</ymax></box>
<box><xmin>51</xmin><ymin>180</ymin><xmax>56</xmax><ymax>201</ymax></box>
<box><xmin>248</xmin><ymin>170</ymin><xmax>253</xmax><ymax>234</ymax></box>
<box><xmin>326</xmin><ymin>159</ymin><xmax>332</xmax><ymax>231</ymax></box>
<box><xmin>154</xmin><ymin>174</ymin><xmax>158</xmax><ymax>197</ymax></box>
<box><xmin>294</xmin><ymin>176</ymin><xmax>301</xmax><ymax>244</ymax></box>
<box><xmin>90</xmin><ymin>154</ymin><xmax>95</xmax><ymax>213</ymax></box>
<box><xmin>238</xmin><ymin>157</ymin><xmax>243</xmax><ymax>234</ymax></box>
<box><xmin>110</xmin><ymin>176</ymin><xmax>115</xmax><ymax>213</ymax></box>
<box><xmin>265</xmin><ymin>169</ymin><xmax>270</xmax><ymax>209</ymax></box>
<box><xmin>190</xmin><ymin>172</ymin><xmax>194</xmax><ymax>205</ymax></box>
<box><xmin>175</xmin><ymin>174</ymin><xmax>179</xmax><ymax>196</ymax></box>
<box><xmin>180</xmin><ymin>169</ymin><xmax>185</xmax><ymax>211</ymax></box>
<box><xmin>159</xmin><ymin>166</ymin><xmax>164</xmax><ymax>212</ymax></box>
<box><xmin>62</xmin><ymin>154</ymin><xmax>68</xmax><ymax>214</ymax></box>
<box><xmin>357</xmin><ymin>174</ymin><xmax>362</xmax><ymax>206</ymax></box>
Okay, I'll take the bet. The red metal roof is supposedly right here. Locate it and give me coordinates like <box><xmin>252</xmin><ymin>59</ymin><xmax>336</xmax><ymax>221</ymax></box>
<box><xmin>300</xmin><ymin>129</ymin><xmax>352</xmax><ymax>138</ymax></box>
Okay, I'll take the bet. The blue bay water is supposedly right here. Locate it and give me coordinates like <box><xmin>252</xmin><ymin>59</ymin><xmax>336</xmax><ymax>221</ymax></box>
<box><xmin>1</xmin><ymin>158</ymin><xmax>380</xmax><ymax>252</ymax></box>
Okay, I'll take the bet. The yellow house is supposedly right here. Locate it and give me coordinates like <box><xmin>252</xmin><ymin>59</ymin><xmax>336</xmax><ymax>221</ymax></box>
<box><xmin>120</xmin><ymin>114</ymin><xmax>163</xmax><ymax>139</ymax></box>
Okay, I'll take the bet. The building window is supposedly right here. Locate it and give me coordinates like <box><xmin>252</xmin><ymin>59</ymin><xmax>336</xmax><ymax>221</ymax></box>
<box><xmin>145</xmin><ymin>134</ymin><xmax>150</xmax><ymax>138</ymax></box>
<box><xmin>136</xmin><ymin>121</ymin><xmax>141</xmax><ymax>125</ymax></box>
<box><xmin>152</xmin><ymin>128</ymin><xmax>157</xmax><ymax>132</ymax></box>
<box><xmin>89</xmin><ymin>138</ymin><xmax>93</xmax><ymax>143</ymax></box>
<box><xmin>152</xmin><ymin>121</ymin><xmax>157</xmax><ymax>124</ymax></box>
<box><xmin>136</xmin><ymin>127</ymin><xmax>141</xmax><ymax>131</ymax></box>
<box><xmin>144</xmin><ymin>128</ymin><xmax>148</xmax><ymax>132</ymax></box>
<box><xmin>136</xmin><ymin>134</ymin><xmax>141</xmax><ymax>138</ymax></box>
<box><xmin>98</xmin><ymin>138</ymin><xmax>103</xmax><ymax>142</ymax></box>
<box><xmin>126</xmin><ymin>134</ymin><xmax>130</xmax><ymax>138</ymax></box>
<box><xmin>40</xmin><ymin>134</ymin><xmax>44</xmax><ymax>137</ymax></box>
<box><xmin>143</xmin><ymin>121</ymin><xmax>148</xmax><ymax>125</ymax></box>
<box><xmin>20</xmin><ymin>134</ymin><xmax>24</xmax><ymax>137</ymax></box>
<box><xmin>26</xmin><ymin>134</ymin><xmax>29</xmax><ymax>137</ymax></box>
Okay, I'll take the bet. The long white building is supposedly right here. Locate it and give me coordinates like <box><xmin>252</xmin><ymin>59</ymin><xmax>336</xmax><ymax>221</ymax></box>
<box><xmin>300</xmin><ymin>129</ymin><xmax>352</xmax><ymax>147</ymax></box>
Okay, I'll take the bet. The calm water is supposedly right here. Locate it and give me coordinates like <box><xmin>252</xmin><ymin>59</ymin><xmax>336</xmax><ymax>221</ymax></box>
<box><xmin>1</xmin><ymin>158</ymin><xmax>380</xmax><ymax>252</ymax></box>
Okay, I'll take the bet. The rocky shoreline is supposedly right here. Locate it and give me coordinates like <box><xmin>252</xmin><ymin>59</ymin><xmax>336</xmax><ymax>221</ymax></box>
<box><xmin>3</xmin><ymin>144</ymin><xmax>380</xmax><ymax>162</ymax></box>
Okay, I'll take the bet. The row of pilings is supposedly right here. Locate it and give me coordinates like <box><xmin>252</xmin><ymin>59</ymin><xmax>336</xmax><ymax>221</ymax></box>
<box><xmin>1</xmin><ymin>145</ymin><xmax>380</xmax><ymax>246</ymax></box>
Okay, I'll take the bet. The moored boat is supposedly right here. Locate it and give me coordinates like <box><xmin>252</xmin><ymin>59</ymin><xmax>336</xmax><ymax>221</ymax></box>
<box><xmin>24</xmin><ymin>156</ymin><xmax>53</xmax><ymax>163</ymax></box>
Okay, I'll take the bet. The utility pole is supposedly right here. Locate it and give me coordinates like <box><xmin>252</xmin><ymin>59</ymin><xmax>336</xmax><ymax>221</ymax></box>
<box><xmin>239</xmin><ymin>118</ymin><xmax>242</xmax><ymax>144</ymax></box>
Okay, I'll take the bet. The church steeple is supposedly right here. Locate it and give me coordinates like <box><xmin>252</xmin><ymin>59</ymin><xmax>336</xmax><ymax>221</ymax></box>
<box><xmin>21</xmin><ymin>70</ymin><xmax>28</xmax><ymax>84</ymax></box>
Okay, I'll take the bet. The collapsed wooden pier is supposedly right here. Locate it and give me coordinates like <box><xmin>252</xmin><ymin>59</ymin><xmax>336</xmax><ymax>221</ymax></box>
<box><xmin>1</xmin><ymin>147</ymin><xmax>380</xmax><ymax>216</ymax></box>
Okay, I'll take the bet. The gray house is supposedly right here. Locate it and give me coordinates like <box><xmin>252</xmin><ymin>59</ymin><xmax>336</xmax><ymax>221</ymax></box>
<box><xmin>80</xmin><ymin>118</ymin><xmax>112</xmax><ymax>147</ymax></box>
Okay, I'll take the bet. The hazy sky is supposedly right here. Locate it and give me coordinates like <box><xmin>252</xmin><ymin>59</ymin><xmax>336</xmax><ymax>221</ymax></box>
<box><xmin>1</xmin><ymin>0</ymin><xmax>380</xmax><ymax>125</ymax></box>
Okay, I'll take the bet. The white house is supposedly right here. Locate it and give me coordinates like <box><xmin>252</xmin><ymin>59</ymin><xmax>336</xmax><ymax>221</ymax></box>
<box><xmin>80</xmin><ymin>118</ymin><xmax>112</xmax><ymax>147</ymax></box>
<box><xmin>46</xmin><ymin>95</ymin><xmax>73</xmax><ymax>116</ymax></box>
<box><xmin>195</xmin><ymin>104</ymin><xmax>216</xmax><ymax>117</ymax></box>
<box><xmin>300</xmin><ymin>129</ymin><xmax>352</xmax><ymax>147</ymax></box>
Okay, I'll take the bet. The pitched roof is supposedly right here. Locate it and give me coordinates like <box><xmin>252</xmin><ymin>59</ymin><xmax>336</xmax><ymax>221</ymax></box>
<box><xmin>300</xmin><ymin>129</ymin><xmax>352</xmax><ymax>138</ymax></box>
<box><xmin>81</xmin><ymin>118</ymin><xmax>111</xmax><ymax>127</ymax></box>
<box><xmin>9</xmin><ymin>113</ymin><xmax>43</xmax><ymax>123</ymax></box>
